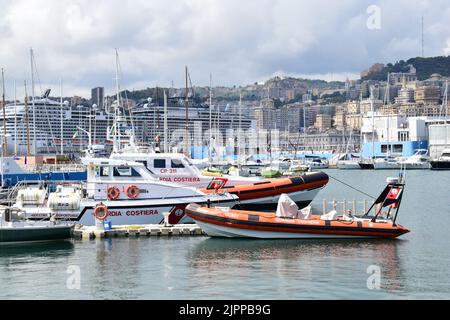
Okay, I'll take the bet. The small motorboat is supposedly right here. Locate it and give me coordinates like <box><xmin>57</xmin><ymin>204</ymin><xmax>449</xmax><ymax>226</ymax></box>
<box><xmin>0</xmin><ymin>206</ymin><xmax>74</xmax><ymax>244</ymax></box>
<box><xmin>187</xmin><ymin>175</ymin><xmax>410</xmax><ymax>239</ymax></box>
<box><xmin>260</xmin><ymin>166</ymin><xmax>283</xmax><ymax>178</ymax></box>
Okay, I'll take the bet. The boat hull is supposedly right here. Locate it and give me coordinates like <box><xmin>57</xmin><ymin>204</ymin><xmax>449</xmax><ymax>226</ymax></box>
<box><xmin>358</xmin><ymin>162</ymin><xmax>374</xmax><ymax>169</ymax></box>
<box><xmin>399</xmin><ymin>162</ymin><xmax>430</xmax><ymax>169</ymax></box>
<box><xmin>0</xmin><ymin>225</ymin><xmax>74</xmax><ymax>243</ymax></box>
<box><xmin>337</xmin><ymin>161</ymin><xmax>360</xmax><ymax>170</ymax></box>
<box><xmin>195</xmin><ymin>220</ymin><xmax>392</xmax><ymax>239</ymax></box>
<box><xmin>430</xmin><ymin>161</ymin><xmax>450</xmax><ymax>170</ymax></box>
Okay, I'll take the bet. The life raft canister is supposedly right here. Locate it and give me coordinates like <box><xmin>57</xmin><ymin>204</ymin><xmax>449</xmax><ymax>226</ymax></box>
<box><xmin>107</xmin><ymin>186</ymin><xmax>120</xmax><ymax>200</ymax></box>
<box><xmin>94</xmin><ymin>202</ymin><xmax>109</xmax><ymax>220</ymax></box>
<box><xmin>126</xmin><ymin>185</ymin><xmax>140</xmax><ymax>199</ymax></box>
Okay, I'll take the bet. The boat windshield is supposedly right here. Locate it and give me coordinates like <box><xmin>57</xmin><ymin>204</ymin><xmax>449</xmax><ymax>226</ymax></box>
<box><xmin>414</xmin><ymin>150</ymin><xmax>427</xmax><ymax>156</ymax></box>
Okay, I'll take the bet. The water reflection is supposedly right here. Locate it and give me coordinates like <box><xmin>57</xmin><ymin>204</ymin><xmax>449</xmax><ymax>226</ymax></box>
<box><xmin>188</xmin><ymin>238</ymin><xmax>407</xmax><ymax>297</ymax></box>
<box><xmin>0</xmin><ymin>240</ymin><xmax>74</xmax><ymax>259</ymax></box>
<box><xmin>88</xmin><ymin>238</ymin><xmax>143</xmax><ymax>299</ymax></box>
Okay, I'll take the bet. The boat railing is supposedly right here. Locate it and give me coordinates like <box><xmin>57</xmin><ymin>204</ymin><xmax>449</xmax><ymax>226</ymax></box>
<box><xmin>320</xmin><ymin>199</ymin><xmax>381</xmax><ymax>217</ymax></box>
<box><xmin>4</xmin><ymin>180</ymin><xmax>85</xmax><ymax>205</ymax></box>
<box><xmin>29</xmin><ymin>163</ymin><xmax>86</xmax><ymax>173</ymax></box>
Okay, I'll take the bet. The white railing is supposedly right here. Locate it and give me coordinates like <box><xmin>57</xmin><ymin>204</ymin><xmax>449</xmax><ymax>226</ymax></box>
<box><xmin>320</xmin><ymin>199</ymin><xmax>376</xmax><ymax>216</ymax></box>
<box><xmin>18</xmin><ymin>163</ymin><xmax>86</xmax><ymax>173</ymax></box>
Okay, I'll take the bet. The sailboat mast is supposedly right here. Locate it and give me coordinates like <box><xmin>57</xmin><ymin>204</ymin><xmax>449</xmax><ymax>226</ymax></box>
<box><xmin>184</xmin><ymin>66</ymin><xmax>189</xmax><ymax>156</ymax></box>
<box><xmin>444</xmin><ymin>80</ymin><xmax>448</xmax><ymax>152</ymax></box>
<box><xmin>14</xmin><ymin>80</ymin><xmax>17</xmax><ymax>156</ymax></box>
<box><xmin>30</xmin><ymin>48</ymin><xmax>36</xmax><ymax>155</ymax></box>
<box><xmin>60</xmin><ymin>79</ymin><xmax>63</xmax><ymax>155</ymax></box>
<box><xmin>114</xmin><ymin>49</ymin><xmax>121</xmax><ymax>152</ymax></box>
<box><xmin>238</xmin><ymin>92</ymin><xmax>242</xmax><ymax>169</ymax></box>
<box><xmin>24</xmin><ymin>81</ymin><xmax>30</xmax><ymax>157</ymax></box>
<box><xmin>163</xmin><ymin>90</ymin><xmax>168</xmax><ymax>153</ymax></box>
<box><xmin>1</xmin><ymin>69</ymin><xmax>7</xmax><ymax>156</ymax></box>
<box><xmin>370</xmin><ymin>87</ymin><xmax>375</xmax><ymax>159</ymax></box>
<box><xmin>209</xmin><ymin>73</ymin><xmax>212</xmax><ymax>164</ymax></box>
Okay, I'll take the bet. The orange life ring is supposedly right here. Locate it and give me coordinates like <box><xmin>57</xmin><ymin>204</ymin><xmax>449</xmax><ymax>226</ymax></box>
<box><xmin>107</xmin><ymin>186</ymin><xmax>120</xmax><ymax>200</ymax></box>
<box><xmin>126</xmin><ymin>185</ymin><xmax>140</xmax><ymax>199</ymax></box>
<box><xmin>94</xmin><ymin>203</ymin><xmax>108</xmax><ymax>220</ymax></box>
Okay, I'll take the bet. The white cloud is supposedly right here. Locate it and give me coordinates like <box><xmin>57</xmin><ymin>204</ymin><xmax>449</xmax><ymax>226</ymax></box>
<box><xmin>0</xmin><ymin>0</ymin><xmax>450</xmax><ymax>98</ymax></box>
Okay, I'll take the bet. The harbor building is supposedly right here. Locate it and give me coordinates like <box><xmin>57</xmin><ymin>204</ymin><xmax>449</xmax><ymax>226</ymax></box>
<box><xmin>314</xmin><ymin>114</ymin><xmax>332</xmax><ymax>132</ymax></box>
<box><xmin>360</xmin><ymin>113</ymin><xmax>428</xmax><ymax>158</ymax></box>
<box><xmin>254</xmin><ymin>98</ymin><xmax>277</xmax><ymax>130</ymax></box>
<box><xmin>394</xmin><ymin>87</ymin><xmax>415</xmax><ymax>104</ymax></box>
<box><xmin>415</xmin><ymin>86</ymin><xmax>441</xmax><ymax>105</ymax></box>
<box><xmin>360</xmin><ymin>99</ymin><xmax>383</xmax><ymax>114</ymax></box>
<box><xmin>346</xmin><ymin>114</ymin><xmax>363</xmax><ymax>130</ymax></box>
<box><xmin>289</xmin><ymin>129</ymin><xmax>361</xmax><ymax>153</ymax></box>
<box><xmin>333</xmin><ymin>111</ymin><xmax>346</xmax><ymax>130</ymax></box>
<box><xmin>346</xmin><ymin>101</ymin><xmax>360</xmax><ymax>114</ymax></box>
<box><xmin>91</xmin><ymin>87</ymin><xmax>104</xmax><ymax>108</ymax></box>
<box><xmin>389</xmin><ymin>71</ymin><xmax>417</xmax><ymax>85</ymax></box>
<box><xmin>426</xmin><ymin>119</ymin><xmax>450</xmax><ymax>158</ymax></box>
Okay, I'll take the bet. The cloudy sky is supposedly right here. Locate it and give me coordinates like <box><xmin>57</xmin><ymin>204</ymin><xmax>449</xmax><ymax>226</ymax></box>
<box><xmin>1</xmin><ymin>0</ymin><xmax>450</xmax><ymax>98</ymax></box>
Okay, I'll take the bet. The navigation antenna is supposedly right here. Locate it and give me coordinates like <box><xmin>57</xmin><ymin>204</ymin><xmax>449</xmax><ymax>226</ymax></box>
<box><xmin>1</xmin><ymin>69</ymin><xmax>7</xmax><ymax>156</ymax></box>
<box><xmin>421</xmin><ymin>14</ymin><xmax>424</xmax><ymax>58</ymax></box>
<box><xmin>184</xmin><ymin>66</ymin><xmax>189</xmax><ymax>157</ymax></box>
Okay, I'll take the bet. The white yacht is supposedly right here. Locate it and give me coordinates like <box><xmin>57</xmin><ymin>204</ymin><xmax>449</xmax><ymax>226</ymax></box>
<box><xmin>9</xmin><ymin>157</ymin><xmax>238</xmax><ymax>226</ymax></box>
<box><xmin>303</xmin><ymin>156</ymin><xmax>329</xmax><ymax>169</ymax></box>
<box><xmin>336</xmin><ymin>153</ymin><xmax>361</xmax><ymax>170</ymax></box>
<box><xmin>373</xmin><ymin>156</ymin><xmax>401</xmax><ymax>170</ymax></box>
<box><xmin>397</xmin><ymin>149</ymin><xmax>430</xmax><ymax>169</ymax></box>
<box><xmin>430</xmin><ymin>149</ymin><xmax>450</xmax><ymax>170</ymax></box>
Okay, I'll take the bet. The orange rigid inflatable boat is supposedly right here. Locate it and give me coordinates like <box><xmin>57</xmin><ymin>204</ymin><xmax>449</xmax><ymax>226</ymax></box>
<box><xmin>201</xmin><ymin>172</ymin><xmax>329</xmax><ymax>210</ymax></box>
<box><xmin>187</xmin><ymin>176</ymin><xmax>410</xmax><ymax>239</ymax></box>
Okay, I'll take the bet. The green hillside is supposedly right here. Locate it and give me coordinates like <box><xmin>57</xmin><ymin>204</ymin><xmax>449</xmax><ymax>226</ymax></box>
<box><xmin>362</xmin><ymin>56</ymin><xmax>450</xmax><ymax>81</ymax></box>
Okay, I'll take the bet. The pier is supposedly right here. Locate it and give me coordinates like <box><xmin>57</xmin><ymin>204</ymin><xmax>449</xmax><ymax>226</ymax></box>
<box><xmin>73</xmin><ymin>224</ymin><xmax>206</xmax><ymax>240</ymax></box>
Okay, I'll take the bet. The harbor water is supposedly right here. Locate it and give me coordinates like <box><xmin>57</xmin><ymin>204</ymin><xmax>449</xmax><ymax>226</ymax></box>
<box><xmin>1</xmin><ymin>169</ymin><xmax>449</xmax><ymax>299</ymax></box>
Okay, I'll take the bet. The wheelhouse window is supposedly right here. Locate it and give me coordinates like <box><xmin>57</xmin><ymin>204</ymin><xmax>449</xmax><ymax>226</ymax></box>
<box><xmin>154</xmin><ymin>159</ymin><xmax>166</xmax><ymax>168</ymax></box>
<box><xmin>171</xmin><ymin>159</ymin><xmax>185</xmax><ymax>168</ymax></box>
<box><xmin>100</xmin><ymin>166</ymin><xmax>110</xmax><ymax>177</ymax></box>
<box><xmin>113</xmin><ymin>166</ymin><xmax>141</xmax><ymax>177</ymax></box>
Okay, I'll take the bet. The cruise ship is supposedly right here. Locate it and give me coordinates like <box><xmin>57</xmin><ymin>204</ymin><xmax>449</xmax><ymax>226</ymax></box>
<box><xmin>1</xmin><ymin>93</ymin><xmax>112</xmax><ymax>156</ymax></box>
<box><xmin>1</xmin><ymin>92</ymin><xmax>253</xmax><ymax>159</ymax></box>
<box><xmin>131</xmin><ymin>96</ymin><xmax>254</xmax><ymax>157</ymax></box>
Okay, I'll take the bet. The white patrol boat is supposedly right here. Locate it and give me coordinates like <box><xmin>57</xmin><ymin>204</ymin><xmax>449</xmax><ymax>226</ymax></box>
<box><xmin>9</xmin><ymin>157</ymin><xmax>238</xmax><ymax>226</ymax></box>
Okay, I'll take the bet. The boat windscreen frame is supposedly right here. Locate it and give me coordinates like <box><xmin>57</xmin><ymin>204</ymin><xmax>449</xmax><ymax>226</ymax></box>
<box><xmin>363</xmin><ymin>182</ymin><xmax>405</xmax><ymax>225</ymax></box>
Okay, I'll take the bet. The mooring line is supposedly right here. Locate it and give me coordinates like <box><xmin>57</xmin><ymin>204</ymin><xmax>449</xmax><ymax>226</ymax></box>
<box><xmin>327</xmin><ymin>174</ymin><xmax>376</xmax><ymax>199</ymax></box>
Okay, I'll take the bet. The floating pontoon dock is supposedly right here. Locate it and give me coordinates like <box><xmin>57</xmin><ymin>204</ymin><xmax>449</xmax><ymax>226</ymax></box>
<box><xmin>73</xmin><ymin>224</ymin><xmax>206</xmax><ymax>240</ymax></box>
